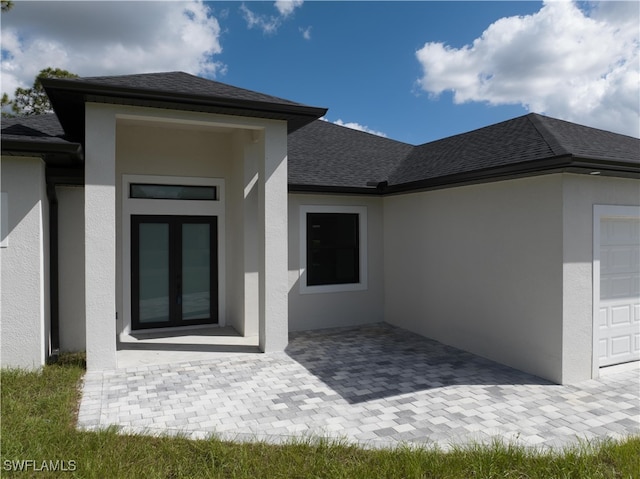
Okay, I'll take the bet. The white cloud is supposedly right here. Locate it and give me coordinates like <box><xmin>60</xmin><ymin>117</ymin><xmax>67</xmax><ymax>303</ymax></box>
<box><xmin>322</xmin><ymin>117</ymin><xmax>387</xmax><ymax>137</ymax></box>
<box><xmin>275</xmin><ymin>0</ymin><xmax>304</xmax><ymax>18</ymax></box>
<box><xmin>300</xmin><ymin>26</ymin><xmax>312</xmax><ymax>41</ymax></box>
<box><xmin>239</xmin><ymin>4</ymin><xmax>279</xmax><ymax>35</ymax></box>
<box><xmin>241</xmin><ymin>1</ymin><xmax>303</xmax><ymax>35</ymax></box>
<box><xmin>415</xmin><ymin>1</ymin><xmax>639</xmax><ymax>137</ymax></box>
<box><xmin>1</xmin><ymin>1</ymin><xmax>223</xmax><ymax>97</ymax></box>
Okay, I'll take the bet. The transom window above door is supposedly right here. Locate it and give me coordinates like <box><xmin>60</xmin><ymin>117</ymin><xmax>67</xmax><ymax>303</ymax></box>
<box><xmin>130</xmin><ymin>184</ymin><xmax>218</xmax><ymax>201</ymax></box>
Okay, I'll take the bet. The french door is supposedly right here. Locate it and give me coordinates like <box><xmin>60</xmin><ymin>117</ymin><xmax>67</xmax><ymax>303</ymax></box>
<box><xmin>131</xmin><ymin>215</ymin><xmax>218</xmax><ymax>330</ymax></box>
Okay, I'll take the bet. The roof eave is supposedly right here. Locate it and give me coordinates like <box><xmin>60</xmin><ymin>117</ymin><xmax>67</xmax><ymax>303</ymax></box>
<box><xmin>384</xmin><ymin>155</ymin><xmax>639</xmax><ymax>195</ymax></box>
<box><xmin>42</xmin><ymin>78</ymin><xmax>327</xmax><ymax>138</ymax></box>
<box><xmin>1</xmin><ymin>138</ymin><xmax>83</xmax><ymax>161</ymax></box>
<box><xmin>288</xmin><ymin>155</ymin><xmax>639</xmax><ymax>196</ymax></box>
<box><xmin>288</xmin><ymin>184</ymin><xmax>384</xmax><ymax>196</ymax></box>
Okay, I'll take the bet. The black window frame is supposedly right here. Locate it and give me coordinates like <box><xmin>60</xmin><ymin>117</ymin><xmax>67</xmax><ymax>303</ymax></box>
<box><xmin>306</xmin><ymin>212</ymin><xmax>360</xmax><ymax>287</ymax></box>
<box><xmin>130</xmin><ymin>184</ymin><xmax>218</xmax><ymax>201</ymax></box>
<box><xmin>131</xmin><ymin>215</ymin><xmax>218</xmax><ymax>330</ymax></box>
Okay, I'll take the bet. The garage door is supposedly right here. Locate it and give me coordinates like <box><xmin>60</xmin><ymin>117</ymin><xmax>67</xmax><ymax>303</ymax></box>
<box><xmin>597</xmin><ymin>215</ymin><xmax>640</xmax><ymax>367</ymax></box>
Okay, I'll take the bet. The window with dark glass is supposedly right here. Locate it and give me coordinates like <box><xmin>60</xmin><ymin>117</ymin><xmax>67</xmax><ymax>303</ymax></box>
<box><xmin>130</xmin><ymin>184</ymin><xmax>217</xmax><ymax>201</ymax></box>
<box><xmin>306</xmin><ymin>213</ymin><xmax>359</xmax><ymax>286</ymax></box>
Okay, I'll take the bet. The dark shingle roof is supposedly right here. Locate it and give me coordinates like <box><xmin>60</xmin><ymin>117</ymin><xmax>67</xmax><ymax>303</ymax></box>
<box><xmin>529</xmin><ymin>114</ymin><xmax>640</xmax><ymax>163</ymax></box>
<box><xmin>41</xmin><ymin>71</ymin><xmax>327</xmax><ymax>139</ymax></box>
<box><xmin>2</xmin><ymin>114</ymin><xmax>66</xmax><ymax>142</ymax></box>
<box><xmin>384</xmin><ymin>113</ymin><xmax>639</xmax><ymax>190</ymax></box>
<box><xmin>1</xmin><ymin>114</ymin><xmax>82</xmax><ymax>159</ymax></box>
<box><xmin>288</xmin><ymin>120</ymin><xmax>413</xmax><ymax>191</ymax></box>
<box><xmin>388</xmin><ymin>115</ymin><xmax>552</xmax><ymax>186</ymax></box>
<box><xmin>53</xmin><ymin>72</ymin><xmax>308</xmax><ymax>108</ymax></box>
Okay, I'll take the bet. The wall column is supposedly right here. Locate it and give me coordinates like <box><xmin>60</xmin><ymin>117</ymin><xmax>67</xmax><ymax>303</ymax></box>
<box><xmin>84</xmin><ymin>104</ymin><xmax>117</xmax><ymax>370</ymax></box>
<box><xmin>258</xmin><ymin>123</ymin><xmax>288</xmax><ymax>352</ymax></box>
<box><xmin>243</xmin><ymin>133</ymin><xmax>260</xmax><ymax>337</ymax></box>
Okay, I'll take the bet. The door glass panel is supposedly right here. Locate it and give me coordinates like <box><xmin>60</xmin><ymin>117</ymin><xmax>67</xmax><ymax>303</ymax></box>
<box><xmin>139</xmin><ymin>223</ymin><xmax>170</xmax><ymax>324</ymax></box>
<box><xmin>182</xmin><ymin>223</ymin><xmax>211</xmax><ymax>321</ymax></box>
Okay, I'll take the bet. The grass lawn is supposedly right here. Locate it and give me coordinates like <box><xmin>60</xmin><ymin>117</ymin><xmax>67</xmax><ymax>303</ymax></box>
<box><xmin>1</xmin><ymin>355</ymin><xmax>639</xmax><ymax>478</ymax></box>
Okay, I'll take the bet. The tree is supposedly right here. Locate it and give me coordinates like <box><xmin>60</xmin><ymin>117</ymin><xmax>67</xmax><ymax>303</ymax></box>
<box><xmin>7</xmin><ymin>68</ymin><xmax>78</xmax><ymax>116</ymax></box>
<box><xmin>1</xmin><ymin>1</ymin><xmax>14</xmax><ymax>12</ymax></box>
<box><xmin>1</xmin><ymin>93</ymin><xmax>12</xmax><ymax>118</ymax></box>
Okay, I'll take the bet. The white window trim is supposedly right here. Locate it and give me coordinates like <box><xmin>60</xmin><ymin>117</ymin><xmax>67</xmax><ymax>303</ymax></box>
<box><xmin>299</xmin><ymin>205</ymin><xmax>367</xmax><ymax>294</ymax></box>
<box><xmin>122</xmin><ymin>174</ymin><xmax>226</xmax><ymax>334</ymax></box>
<box><xmin>592</xmin><ymin>204</ymin><xmax>640</xmax><ymax>378</ymax></box>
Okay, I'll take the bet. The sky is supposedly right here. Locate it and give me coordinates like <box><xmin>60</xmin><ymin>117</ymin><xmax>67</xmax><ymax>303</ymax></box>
<box><xmin>1</xmin><ymin>1</ymin><xmax>638</xmax><ymax>144</ymax></box>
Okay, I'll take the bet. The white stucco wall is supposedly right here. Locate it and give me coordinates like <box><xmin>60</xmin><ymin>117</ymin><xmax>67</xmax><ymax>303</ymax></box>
<box><xmin>0</xmin><ymin>156</ymin><xmax>49</xmax><ymax>369</ymax></box>
<box><xmin>259</xmin><ymin>122</ymin><xmax>289</xmax><ymax>351</ymax></box>
<box><xmin>288</xmin><ymin>194</ymin><xmax>385</xmax><ymax>331</ymax></box>
<box><xmin>561</xmin><ymin>174</ymin><xmax>640</xmax><ymax>382</ymax></box>
<box><xmin>57</xmin><ymin>186</ymin><xmax>86</xmax><ymax>352</ymax></box>
<box><xmin>227</xmin><ymin>130</ymin><xmax>261</xmax><ymax>337</ymax></box>
<box><xmin>85</xmin><ymin>103</ymin><xmax>118</xmax><ymax>370</ymax></box>
<box><xmin>383</xmin><ymin>175</ymin><xmax>565</xmax><ymax>382</ymax></box>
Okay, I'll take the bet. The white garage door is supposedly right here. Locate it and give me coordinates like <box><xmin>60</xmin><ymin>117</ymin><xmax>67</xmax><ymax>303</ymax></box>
<box><xmin>597</xmin><ymin>215</ymin><xmax>640</xmax><ymax>367</ymax></box>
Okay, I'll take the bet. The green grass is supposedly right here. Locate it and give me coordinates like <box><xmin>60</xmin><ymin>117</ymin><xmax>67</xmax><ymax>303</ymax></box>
<box><xmin>1</xmin><ymin>355</ymin><xmax>639</xmax><ymax>478</ymax></box>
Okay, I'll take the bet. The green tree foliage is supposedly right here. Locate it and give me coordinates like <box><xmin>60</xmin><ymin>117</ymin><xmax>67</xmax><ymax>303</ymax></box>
<box><xmin>1</xmin><ymin>1</ymin><xmax>14</xmax><ymax>12</ymax></box>
<box><xmin>6</xmin><ymin>68</ymin><xmax>78</xmax><ymax>116</ymax></box>
<box><xmin>1</xmin><ymin>93</ymin><xmax>12</xmax><ymax>118</ymax></box>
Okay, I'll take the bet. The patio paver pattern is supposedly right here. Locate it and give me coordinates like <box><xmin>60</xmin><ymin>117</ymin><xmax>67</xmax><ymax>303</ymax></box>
<box><xmin>78</xmin><ymin>324</ymin><xmax>640</xmax><ymax>450</ymax></box>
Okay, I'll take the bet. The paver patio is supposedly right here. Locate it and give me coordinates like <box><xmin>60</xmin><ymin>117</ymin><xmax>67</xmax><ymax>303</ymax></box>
<box><xmin>78</xmin><ymin>324</ymin><xmax>640</xmax><ymax>450</ymax></box>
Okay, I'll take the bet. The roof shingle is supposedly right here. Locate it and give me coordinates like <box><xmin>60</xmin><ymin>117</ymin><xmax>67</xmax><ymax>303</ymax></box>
<box><xmin>1</xmin><ymin>114</ymin><xmax>67</xmax><ymax>142</ymax></box>
<box><xmin>385</xmin><ymin>113</ymin><xmax>639</xmax><ymax>189</ymax></box>
<box><xmin>41</xmin><ymin>71</ymin><xmax>327</xmax><ymax>138</ymax></box>
<box><xmin>288</xmin><ymin>119</ymin><xmax>413</xmax><ymax>190</ymax></box>
<box><xmin>55</xmin><ymin>71</ymin><xmax>308</xmax><ymax>108</ymax></box>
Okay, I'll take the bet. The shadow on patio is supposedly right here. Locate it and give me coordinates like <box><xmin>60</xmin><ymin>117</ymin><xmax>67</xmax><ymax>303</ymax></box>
<box><xmin>285</xmin><ymin>323</ymin><xmax>552</xmax><ymax>404</ymax></box>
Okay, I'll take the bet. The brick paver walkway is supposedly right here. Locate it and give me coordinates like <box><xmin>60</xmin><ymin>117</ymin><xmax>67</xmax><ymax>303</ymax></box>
<box><xmin>78</xmin><ymin>324</ymin><xmax>640</xmax><ymax>450</ymax></box>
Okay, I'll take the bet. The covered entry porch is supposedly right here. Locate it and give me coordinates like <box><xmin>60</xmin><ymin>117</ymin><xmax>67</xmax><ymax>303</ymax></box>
<box><xmin>83</xmin><ymin>103</ymin><xmax>292</xmax><ymax>371</ymax></box>
<box><xmin>41</xmin><ymin>72</ymin><xmax>326</xmax><ymax>372</ymax></box>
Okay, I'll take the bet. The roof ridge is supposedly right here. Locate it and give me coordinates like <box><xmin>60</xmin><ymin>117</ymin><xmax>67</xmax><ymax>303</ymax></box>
<box><xmin>526</xmin><ymin>113</ymin><xmax>571</xmax><ymax>157</ymax></box>
<box><xmin>320</xmin><ymin>119</ymin><xmax>414</xmax><ymax>146</ymax></box>
<box><xmin>46</xmin><ymin>71</ymin><xmax>312</xmax><ymax>108</ymax></box>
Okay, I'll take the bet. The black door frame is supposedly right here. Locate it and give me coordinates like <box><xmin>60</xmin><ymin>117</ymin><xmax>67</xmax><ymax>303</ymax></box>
<box><xmin>131</xmin><ymin>215</ymin><xmax>218</xmax><ymax>330</ymax></box>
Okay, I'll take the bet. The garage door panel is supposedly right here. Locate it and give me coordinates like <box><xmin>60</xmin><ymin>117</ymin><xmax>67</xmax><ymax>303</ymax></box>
<box><xmin>598</xmin><ymin>338</ymin><xmax>608</xmax><ymax>361</ymax></box>
<box><xmin>598</xmin><ymin>215</ymin><xmax>640</xmax><ymax>368</ymax></box>
<box><xmin>611</xmin><ymin>305</ymin><xmax>631</xmax><ymax>325</ymax></box>
<box><xmin>602</xmin><ymin>275</ymin><xmax>639</xmax><ymax>299</ymax></box>
<box><xmin>610</xmin><ymin>335</ymin><xmax>631</xmax><ymax>356</ymax></box>
<box><xmin>598</xmin><ymin>307</ymin><xmax>608</xmax><ymax>328</ymax></box>
<box><xmin>601</xmin><ymin>246</ymin><xmax>639</xmax><ymax>274</ymax></box>
<box><xmin>601</xmin><ymin>218</ymin><xmax>640</xmax><ymax>245</ymax></box>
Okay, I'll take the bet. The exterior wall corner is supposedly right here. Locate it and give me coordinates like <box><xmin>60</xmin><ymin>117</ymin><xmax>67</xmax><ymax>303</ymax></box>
<box><xmin>84</xmin><ymin>104</ymin><xmax>118</xmax><ymax>370</ymax></box>
<box><xmin>259</xmin><ymin>123</ymin><xmax>289</xmax><ymax>352</ymax></box>
<box><xmin>0</xmin><ymin>156</ymin><xmax>49</xmax><ymax>369</ymax></box>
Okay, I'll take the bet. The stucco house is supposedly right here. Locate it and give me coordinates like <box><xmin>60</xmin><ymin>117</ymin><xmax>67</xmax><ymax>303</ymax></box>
<box><xmin>1</xmin><ymin>72</ymin><xmax>638</xmax><ymax>384</ymax></box>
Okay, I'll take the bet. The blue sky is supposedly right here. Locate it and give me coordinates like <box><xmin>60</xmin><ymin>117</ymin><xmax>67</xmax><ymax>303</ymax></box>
<box><xmin>2</xmin><ymin>1</ymin><xmax>638</xmax><ymax>144</ymax></box>
<box><xmin>217</xmin><ymin>1</ymin><xmax>541</xmax><ymax>143</ymax></box>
